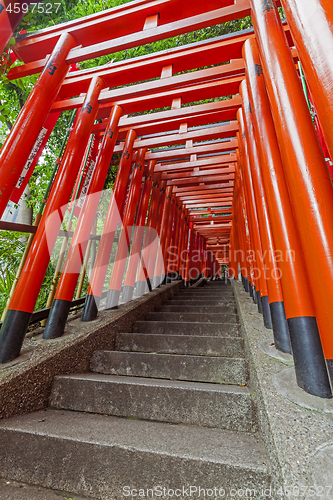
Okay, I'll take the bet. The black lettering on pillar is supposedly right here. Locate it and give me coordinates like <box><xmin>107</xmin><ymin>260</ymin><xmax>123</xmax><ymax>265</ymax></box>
<box><xmin>46</xmin><ymin>61</ymin><xmax>58</xmax><ymax>75</ymax></box>
<box><xmin>262</xmin><ymin>0</ymin><xmax>276</xmax><ymax>13</ymax></box>
<box><xmin>82</xmin><ymin>102</ymin><xmax>93</xmax><ymax>114</ymax></box>
<box><xmin>254</xmin><ymin>64</ymin><xmax>263</xmax><ymax>77</ymax></box>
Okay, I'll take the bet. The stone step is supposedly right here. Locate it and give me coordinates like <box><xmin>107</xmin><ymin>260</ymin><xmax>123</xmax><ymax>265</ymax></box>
<box><xmin>0</xmin><ymin>479</ymin><xmax>91</xmax><ymax>500</ymax></box>
<box><xmin>90</xmin><ymin>351</ymin><xmax>247</xmax><ymax>385</ymax></box>
<box><xmin>172</xmin><ymin>295</ymin><xmax>236</xmax><ymax>306</ymax></box>
<box><xmin>50</xmin><ymin>374</ymin><xmax>254</xmax><ymax>432</ymax></box>
<box><xmin>145</xmin><ymin>311</ymin><xmax>238</xmax><ymax>323</ymax></box>
<box><xmin>204</xmin><ymin>283</ymin><xmax>231</xmax><ymax>287</ymax></box>
<box><xmin>116</xmin><ymin>332</ymin><xmax>245</xmax><ymax>358</ymax></box>
<box><xmin>166</xmin><ymin>299</ymin><xmax>236</xmax><ymax>306</ymax></box>
<box><xmin>0</xmin><ymin>409</ymin><xmax>271</xmax><ymax>499</ymax></box>
<box><xmin>160</xmin><ymin>304</ymin><xmax>237</xmax><ymax>313</ymax></box>
<box><xmin>133</xmin><ymin>320</ymin><xmax>241</xmax><ymax>337</ymax></box>
<box><xmin>175</xmin><ymin>293</ymin><xmax>235</xmax><ymax>299</ymax></box>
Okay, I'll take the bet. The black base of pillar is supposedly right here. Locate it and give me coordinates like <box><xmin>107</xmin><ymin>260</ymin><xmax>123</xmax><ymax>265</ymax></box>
<box><xmin>43</xmin><ymin>299</ymin><xmax>72</xmax><ymax>339</ymax></box>
<box><xmin>146</xmin><ymin>278</ymin><xmax>152</xmax><ymax>292</ymax></box>
<box><xmin>81</xmin><ymin>294</ymin><xmax>100</xmax><ymax>322</ymax></box>
<box><xmin>253</xmin><ymin>286</ymin><xmax>257</xmax><ymax>304</ymax></box>
<box><xmin>287</xmin><ymin>316</ymin><xmax>332</xmax><ymax>399</ymax></box>
<box><xmin>105</xmin><ymin>289</ymin><xmax>121</xmax><ymax>310</ymax></box>
<box><xmin>244</xmin><ymin>277</ymin><xmax>249</xmax><ymax>293</ymax></box>
<box><xmin>256</xmin><ymin>291</ymin><xmax>263</xmax><ymax>314</ymax></box>
<box><xmin>135</xmin><ymin>280</ymin><xmax>148</xmax><ymax>297</ymax></box>
<box><xmin>122</xmin><ymin>285</ymin><xmax>134</xmax><ymax>303</ymax></box>
<box><xmin>0</xmin><ymin>309</ymin><xmax>32</xmax><ymax>363</ymax></box>
<box><xmin>192</xmin><ymin>274</ymin><xmax>203</xmax><ymax>285</ymax></box>
<box><xmin>261</xmin><ymin>295</ymin><xmax>272</xmax><ymax>329</ymax></box>
<box><xmin>269</xmin><ymin>301</ymin><xmax>292</xmax><ymax>354</ymax></box>
<box><xmin>184</xmin><ymin>281</ymin><xmax>190</xmax><ymax>287</ymax></box>
<box><xmin>166</xmin><ymin>272</ymin><xmax>173</xmax><ymax>284</ymax></box>
<box><xmin>326</xmin><ymin>360</ymin><xmax>333</xmax><ymax>391</ymax></box>
<box><xmin>249</xmin><ymin>284</ymin><xmax>253</xmax><ymax>298</ymax></box>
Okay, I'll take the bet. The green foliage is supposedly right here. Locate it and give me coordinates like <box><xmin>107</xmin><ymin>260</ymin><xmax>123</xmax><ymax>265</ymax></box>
<box><xmin>0</xmin><ymin>231</ymin><xmax>26</xmax><ymax>297</ymax></box>
<box><xmin>0</xmin><ymin>231</ymin><xmax>56</xmax><ymax>317</ymax></box>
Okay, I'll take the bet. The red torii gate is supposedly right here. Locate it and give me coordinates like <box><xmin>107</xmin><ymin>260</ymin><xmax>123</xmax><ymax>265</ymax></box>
<box><xmin>0</xmin><ymin>0</ymin><xmax>333</xmax><ymax>402</ymax></box>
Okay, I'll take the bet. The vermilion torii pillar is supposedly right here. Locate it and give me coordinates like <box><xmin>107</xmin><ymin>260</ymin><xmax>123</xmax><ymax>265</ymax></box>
<box><xmin>173</xmin><ymin>202</ymin><xmax>184</xmax><ymax>280</ymax></box>
<box><xmin>240</xmin><ymin>81</ymin><xmax>291</xmax><ymax>354</ymax></box>
<box><xmin>106</xmin><ymin>148</ymin><xmax>147</xmax><ymax>309</ymax></box>
<box><xmin>235</xmin><ymin>151</ymin><xmax>255</xmax><ymax>297</ymax></box>
<box><xmin>0</xmin><ymin>32</ymin><xmax>77</xmax><ymax>217</ymax></box>
<box><xmin>184</xmin><ymin>221</ymin><xmax>194</xmax><ymax>287</ymax></box>
<box><xmin>163</xmin><ymin>193</ymin><xmax>176</xmax><ymax>284</ymax></box>
<box><xmin>42</xmin><ymin>105</ymin><xmax>123</xmax><ymax>340</ymax></box>
<box><xmin>251</xmin><ymin>0</ymin><xmax>333</xmax><ymax>390</ymax></box>
<box><xmin>177</xmin><ymin>208</ymin><xmax>187</xmax><ymax>280</ymax></box>
<box><xmin>167</xmin><ymin>200</ymin><xmax>182</xmax><ymax>282</ymax></box>
<box><xmin>233</xmin><ymin>165</ymin><xmax>250</xmax><ymax>291</ymax></box>
<box><xmin>135</xmin><ymin>176</ymin><xmax>165</xmax><ymax>296</ymax></box>
<box><xmin>0</xmin><ymin>76</ymin><xmax>104</xmax><ymax>363</ymax></box>
<box><xmin>243</xmin><ymin>37</ymin><xmax>332</xmax><ymax>398</ymax></box>
<box><xmin>122</xmin><ymin>161</ymin><xmax>156</xmax><ymax>303</ymax></box>
<box><xmin>279</xmin><ymin>0</ymin><xmax>333</xmax><ymax>164</ymax></box>
<box><xmin>236</xmin><ymin>144</ymin><xmax>259</xmax><ymax>304</ymax></box>
<box><xmin>81</xmin><ymin>129</ymin><xmax>137</xmax><ymax>322</ymax></box>
<box><xmin>237</xmin><ymin>109</ymin><xmax>271</xmax><ymax>325</ymax></box>
<box><xmin>153</xmin><ymin>187</ymin><xmax>173</xmax><ymax>288</ymax></box>
<box><xmin>238</xmin><ymin>113</ymin><xmax>272</xmax><ymax>327</ymax></box>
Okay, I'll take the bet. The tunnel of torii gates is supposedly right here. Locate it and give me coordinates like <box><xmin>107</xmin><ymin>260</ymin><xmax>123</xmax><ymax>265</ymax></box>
<box><xmin>0</xmin><ymin>0</ymin><xmax>333</xmax><ymax>399</ymax></box>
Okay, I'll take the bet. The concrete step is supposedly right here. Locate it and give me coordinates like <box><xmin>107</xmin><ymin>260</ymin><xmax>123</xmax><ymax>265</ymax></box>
<box><xmin>133</xmin><ymin>320</ymin><xmax>241</xmax><ymax>337</ymax></box>
<box><xmin>160</xmin><ymin>304</ymin><xmax>237</xmax><ymax>313</ymax></box>
<box><xmin>50</xmin><ymin>374</ymin><xmax>254</xmax><ymax>432</ymax></box>
<box><xmin>166</xmin><ymin>298</ymin><xmax>236</xmax><ymax>306</ymax></box>
<box><xmin>0</xmin><ymin>409</ymin><xmax>271</xmax><ymax>499</ymax></box>
<box><xmin>90</xmin><ymin>351</ymin><xmax>247</xmax><ymax>385</ymax></box>
<box><xmin>175</xmin><ymin>293</ymin><xmax>235</xmax><ymax>299</ymax></box>
<box><xmin>204</xmin><ymin>283</ymin><xmax>231</xmax><ymax>287</ymax></box>
<box><xmin>145</xmin><ymin>311</ymin><xmax>238</xmax><ymax>323</ymax></box>
<box><xmin>0</xmin><ymin>479</ymin><xmax>92</xmax><ymax>500</ymax></box>
<box><xmin>116</xmin><ymin>332</ymin><xmax>245</xmax><ymax>357</ymax></box>
<box><xmin>174</xmin><ymin>296</ymin><xmax>235</xmax><ymax>302</ymax></box>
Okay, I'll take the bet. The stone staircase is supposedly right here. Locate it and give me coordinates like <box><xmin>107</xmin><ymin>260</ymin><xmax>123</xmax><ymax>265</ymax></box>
<box><xmin>0</xmin><ymin>280</ymin><xmax>272</xmax><ymax>499</ymax></box>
